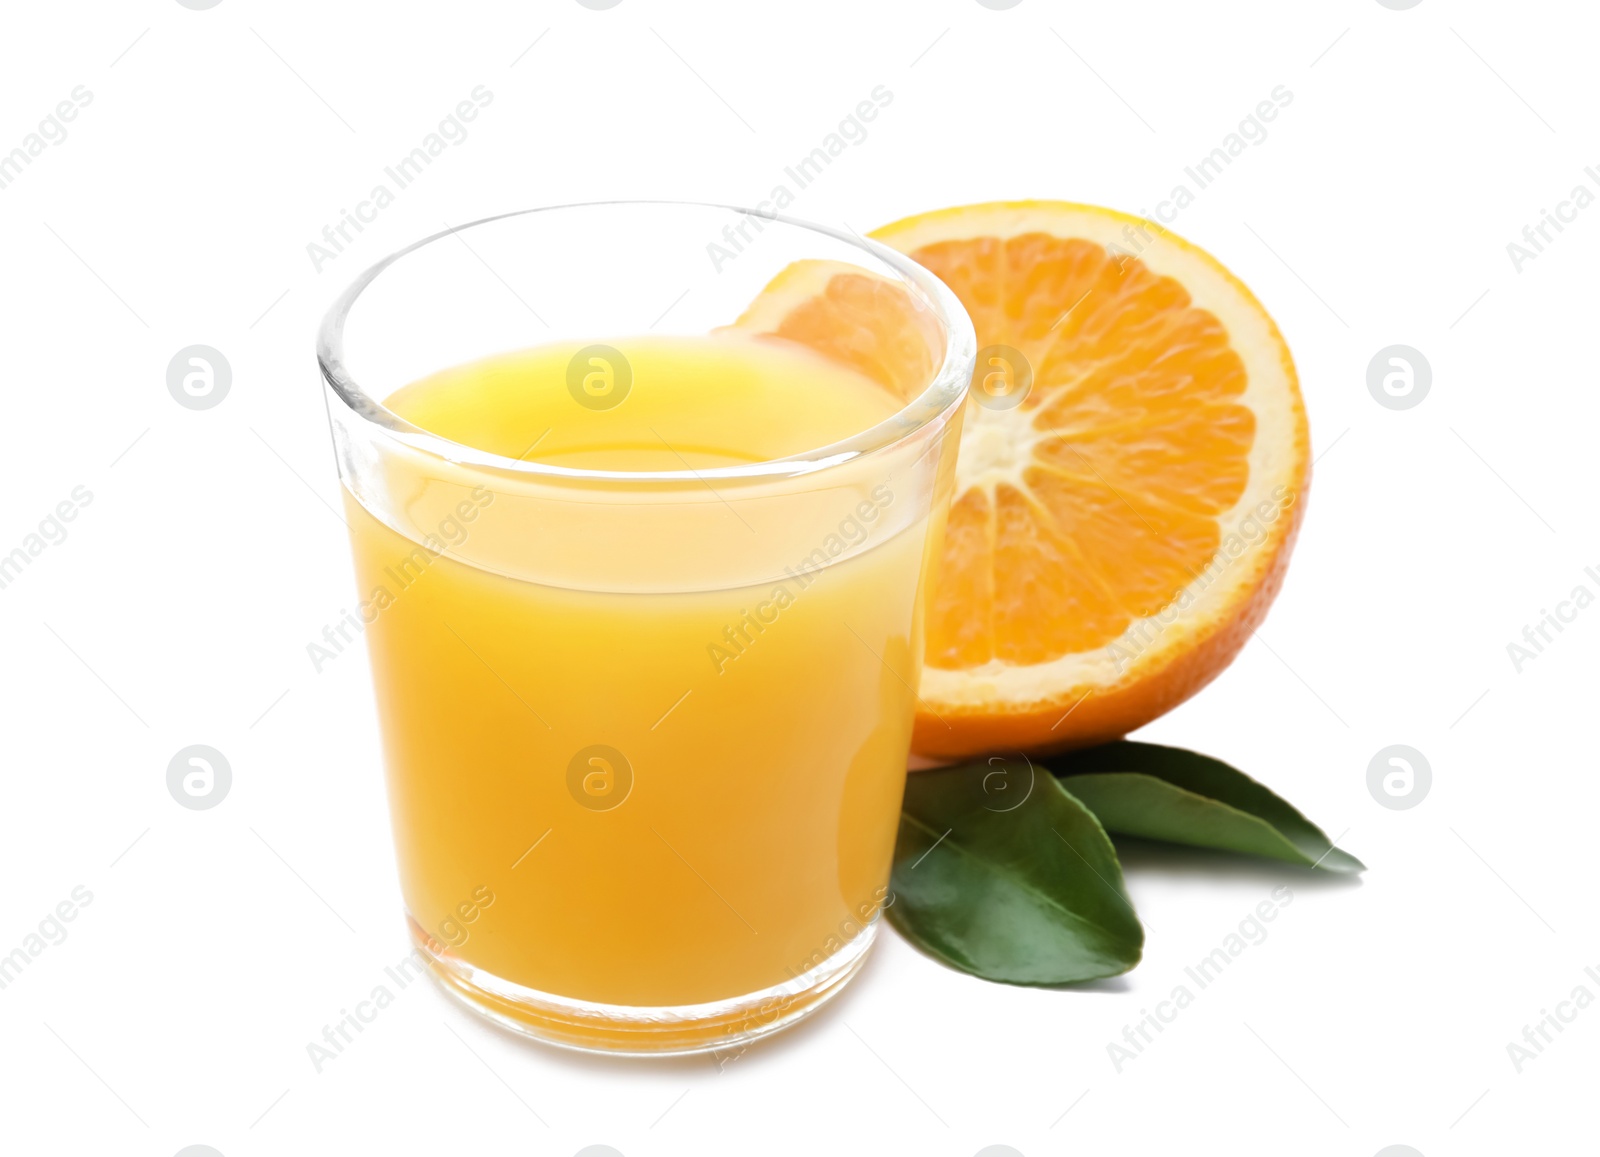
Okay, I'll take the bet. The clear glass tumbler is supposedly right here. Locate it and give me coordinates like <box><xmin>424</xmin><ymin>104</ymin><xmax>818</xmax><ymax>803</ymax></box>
<box><xmin>318</xmin><ymin>202</ymin><xmax>974</xmax><ymax>1054</ymax></box>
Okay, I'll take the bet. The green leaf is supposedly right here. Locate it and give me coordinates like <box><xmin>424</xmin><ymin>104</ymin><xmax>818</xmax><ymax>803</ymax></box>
<box><xmin>887</xmin><ymin>759</ymin><xmax>1144</xmax><ymax>985</ymax></box>
<box><xmin>1051</xmin><ymin>741</ymin><xmax>1364</xmax><ymax>873</ymax></box>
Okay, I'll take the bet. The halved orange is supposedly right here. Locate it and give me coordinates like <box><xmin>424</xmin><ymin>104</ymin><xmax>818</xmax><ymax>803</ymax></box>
<box><xmin>738</xmin><ymin>202</ymin><xmax>1309</xmax><ymax>759</ymax></box>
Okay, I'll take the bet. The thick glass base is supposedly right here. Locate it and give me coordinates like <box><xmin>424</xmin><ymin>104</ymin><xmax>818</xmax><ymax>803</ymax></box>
<box><xmin>408</xmin><ymin>912</ymin><xmax>877</xmax><ymax>1056</ymax></box>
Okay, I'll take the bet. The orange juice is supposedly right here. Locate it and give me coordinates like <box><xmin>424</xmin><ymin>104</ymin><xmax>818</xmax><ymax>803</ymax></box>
<box><xmin>344</xmin><ymin>332</ymin><xmax>939</xmax><ymax>1029</ymax></box>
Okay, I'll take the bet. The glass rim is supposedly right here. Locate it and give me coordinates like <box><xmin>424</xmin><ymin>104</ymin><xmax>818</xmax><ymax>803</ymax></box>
<box><xmin>316</xmin><ymin>200</ymin><xmax>975</xmax><ymax>485</ymax></box>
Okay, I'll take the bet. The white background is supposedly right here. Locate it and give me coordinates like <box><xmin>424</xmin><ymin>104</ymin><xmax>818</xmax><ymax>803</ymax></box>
<box><xmin>1</xmin><ymin>1</ymin><xmax>1596</xmax><ymax>1155</ymax></box>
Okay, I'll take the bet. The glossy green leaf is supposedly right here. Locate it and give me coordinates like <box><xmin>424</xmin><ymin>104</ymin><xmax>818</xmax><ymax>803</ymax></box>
<box><xmin>1052</xmin><ymin>741</ymin><xmax>1364</xmax><ymax>873</ymax></box>
<box><xmin>888</xmin><ymin>759</ymin><xmax>1144</xmax><ymax>985</ymax></box>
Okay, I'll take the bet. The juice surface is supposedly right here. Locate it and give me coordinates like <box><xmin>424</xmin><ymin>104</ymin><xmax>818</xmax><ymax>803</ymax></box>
<box><xmin>347</xmin><ymin>332</ymin><xmax>933</xmax><ymax>1006</ymax></box>
<box><xmin>386</xmin><ymin>331</ymin><xmax>899</xmax><ymax>471</ymax></box>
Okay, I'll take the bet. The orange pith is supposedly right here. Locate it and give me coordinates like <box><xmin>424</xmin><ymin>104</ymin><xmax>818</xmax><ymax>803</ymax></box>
<box><xmin>735</xmin><ymin>202</ymin><xmax>1309</xmax><ymax>759</ymax></box>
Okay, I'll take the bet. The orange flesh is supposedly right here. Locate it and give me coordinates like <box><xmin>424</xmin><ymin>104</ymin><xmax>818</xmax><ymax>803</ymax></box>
<box><xmin>757</xmin><ymin>271</ymin><xmax>941</xmax><ymax>400</ymax></box>
<box><xmin>906</xmin><ymin>235</ymin><xmax>1255</xmax><ymax>666</ymax></box>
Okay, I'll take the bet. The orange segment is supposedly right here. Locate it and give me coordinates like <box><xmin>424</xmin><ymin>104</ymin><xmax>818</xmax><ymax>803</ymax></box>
<box><xmin>929</xmin><ymin>488</ymin><xmax>998</xmax><ymax>668</ymax></box>
<box><xmin>988</xmin><ymin>482</ymin><xmax>1128</xmax><ymax>664</ymax></box>
<box><xmin>727</xmin><ymin>259</ymin><xmax>939</xmax><ymax>400</ymax></box>
<box><xmin>735</xmin><ymin>202</ymin><xmax>1309</xmax><ymax>758</ymax></box>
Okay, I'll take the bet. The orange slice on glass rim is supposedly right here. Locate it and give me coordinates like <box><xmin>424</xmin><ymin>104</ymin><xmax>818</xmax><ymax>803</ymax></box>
<box><xmin>735</xmin><ymin>202</ymin><xmax>1309</xmax><ymax>760</ymax></box>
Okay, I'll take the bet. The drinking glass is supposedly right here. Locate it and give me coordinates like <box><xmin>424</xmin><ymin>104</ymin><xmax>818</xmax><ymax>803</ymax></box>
<box><xmin>318</xmin><ymin>202</ymin><xmax>974</xmax><ymax>1054</ymax></box>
